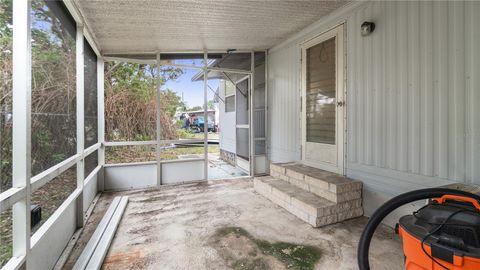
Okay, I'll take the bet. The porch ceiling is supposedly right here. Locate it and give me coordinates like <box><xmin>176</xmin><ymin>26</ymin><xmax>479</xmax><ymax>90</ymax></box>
<box><xmin>73</xmin><ymin>0</ymin><xmax>350</xmax><ymax>54</ymax></box>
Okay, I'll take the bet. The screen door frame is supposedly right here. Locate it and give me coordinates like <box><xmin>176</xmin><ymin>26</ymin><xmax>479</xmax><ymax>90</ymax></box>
<box><xmin>301</xmin><ymin>24</ymin><xmax>345</xmax><ymax>175</ymax></box>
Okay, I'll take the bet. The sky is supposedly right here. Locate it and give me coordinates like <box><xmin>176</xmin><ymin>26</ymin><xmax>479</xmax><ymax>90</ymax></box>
<box><xmin>162</xmin><ymin>62</ymin><xmax>219</xmax><ymax>109</ymax></box>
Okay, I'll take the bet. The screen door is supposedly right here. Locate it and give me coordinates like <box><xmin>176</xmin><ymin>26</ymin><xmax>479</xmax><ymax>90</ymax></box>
<box><xmin>301</xmin><ymin>25</ymin><xmax>344</xmax><ymax>174</ymax></box>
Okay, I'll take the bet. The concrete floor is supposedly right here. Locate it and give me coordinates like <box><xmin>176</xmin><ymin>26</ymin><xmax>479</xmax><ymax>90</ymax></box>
<box><xmin>64</xmin><ymin>178</ymin><xmax>403</xmax><ymax>270</ymax></box>
<box><xmin>176</xmin><ymin>152</ymin><xmax>248</xmax><ymax>180</ymax></box>
<box><xmin>208</xmin><ymin>153</ymin><xmax>248</xmax><ymax>180</ymax></box>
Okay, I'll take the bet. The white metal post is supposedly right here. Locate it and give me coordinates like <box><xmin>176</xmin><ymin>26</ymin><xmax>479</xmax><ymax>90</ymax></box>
<box><xmin>249</xmin><ymin>51</ymin><xmax>255</xmax><ymax>176</ymax></box>
<box><xmin>76</xmin><ymin>25</ymin><xmax>85</xmax><ymax>228</ymax></box>
<box><xmin>264</xmin><ymin>50</ymin><xmax>269</xmax><ymax>171</ymax></box>
<box><xmin>97</xmin><ymin>58</ymin><xmax>105</xmax><ymax>191</ymax></box>
<box><xmin>156</xmin><ymin>53</ymin><xmax>162</xmax><ymax>186</ymax></box>
<box><xmin>203</xmin><ymin>52</ymin><xmax>208</xmax><ymax>180</ymax></box>
<box><xmin>11</xmin><ymin>0</ymin><xmax>31</xmax><ymax>265</ymax></box>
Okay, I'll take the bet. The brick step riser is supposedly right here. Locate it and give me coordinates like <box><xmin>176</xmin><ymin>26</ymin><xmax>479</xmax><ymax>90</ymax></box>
<box><xmin>263</xmin><ymin>182</ymin><xmax>362</xmax><ymax>216</ymax></box>
<box><xmin>271</xmin><ymin>169</ymin><xmax>362</xmax><ymax>203</ymax></box>
<box><xmin>315</xmin><ymin>207</ymin><xmax>364</xmax><ymax>227</ymax></box>
<box><xmin>254</xmin><ymin>178</ymin><xmax>363</xmax><ymax>228</ymax></box>
<box><xmin>271</xmin><ymin>192</ymin><xmax>362</xmax><ymax>219</ymax></box>
<box><xmin>256</xmin><ymin>186</ymin><xmax>363</xmax><ymax>227</ymax></box>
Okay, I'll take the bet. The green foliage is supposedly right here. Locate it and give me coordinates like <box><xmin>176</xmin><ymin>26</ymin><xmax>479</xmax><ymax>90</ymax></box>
<box><xmin>176</xmin><ymin>129</ymin><xmax>195</xmax><ymax>139</ymax></box>
<box><xmin>108</xmin><ymin>63</ymin><xmax>156</xmax><ymax>98</ymax></box>
<box><xmin>29</xmin><ymin>0</ymin><xmax>77</xmax><ymax>175</ymax></box>
<box><xmin>52</xmin><ymin>153</ymin><xmax>66</xmax><ymax>162</ymax></box>
<box><xmin>207</xmin><ymin>100</ymin><xmax>215</xmax><ymax>110</ymax></box>
<box><xmin>162</xmin><ymin>89</ymin><xmax>183</xmax><ymax>117</ymax></box>
<box><xmin>105</xmin><ymin>62</ymin><xmax>185</xmax><ymax>141</ymax></box>
<box><xmin>0</xmin><ymin>0</ymin><xmax>12</xmax><ymax>193</ymax></box>
<box><xmin>160</xmin><ymin>145</ymin><xmax>219</xmax><ymax>160</ymax></box>
<box><xmin>106</xmin><ymin>145</ymin><xmax>219</xmax><ymax>163</ymax></box>
<box><xmin>0</xmin><ymin>0</ymin><xmax>12</xmax><ymax>39</ymax></box>
<box><xmin>134</xmin><ymin>134</ymin><xmax>153</xmax><ymax>141</ymax></box>
<box><xmin>175</xmin><ymin>119</ymin><xmax>184</xmax><ymax>128</ymax></box>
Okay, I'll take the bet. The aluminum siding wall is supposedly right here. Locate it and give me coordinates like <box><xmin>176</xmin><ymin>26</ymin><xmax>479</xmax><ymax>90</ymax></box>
<box><xmin>218</xmin><ymin>81</ymin><xmax>236</xmax><ymax>154</ymax></box>
<box><xmin>267</xmin><ymin>43</ymin><xmax>302</xmax><ymax>162</ymax></box>
<box><xmin>267</xmin><ymin>0</ymin><xmax>480</xmax><ymax>215</ymax></box>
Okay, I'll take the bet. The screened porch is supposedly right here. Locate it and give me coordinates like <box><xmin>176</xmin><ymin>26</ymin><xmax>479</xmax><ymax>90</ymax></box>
<box><xmin>2</xmin><ymin>0</ymin><xmax>479</xmax><ymax>270</ymax></box>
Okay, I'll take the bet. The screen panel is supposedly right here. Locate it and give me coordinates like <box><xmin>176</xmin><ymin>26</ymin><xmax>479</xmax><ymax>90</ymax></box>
<box><xmin>0</xmin><ymin>0</ymin><xmax>13</xmax><ymax>193</ymax></box>
<box><xmin>31</xmin><ymin>0</ymin><xmax>77</xmax><ymax>175</ymax></box>
<box><xmin>84</xmin><ymin>39</ymin><xmax>97</xmax><ymax>148</ymax></box>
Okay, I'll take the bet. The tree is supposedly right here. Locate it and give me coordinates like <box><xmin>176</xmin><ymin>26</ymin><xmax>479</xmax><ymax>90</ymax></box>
<box><xmin>104</xmin><ymin>62</ymin><xmax>184</xmax><ymax>141</ymax></box>
<box><xmin>162</xmin><ymin>89</ymin><xmax>183</xmax><ymax>117</ymax></box>
<box><xmin>207</xmin><ymin>100</ymin><xmax>215</xmax><ymax>110</ymax></box>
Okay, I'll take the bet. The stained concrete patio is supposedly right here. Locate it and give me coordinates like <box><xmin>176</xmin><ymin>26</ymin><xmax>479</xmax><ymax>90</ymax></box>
<box><xmin>64</xmin><ymin>178</ymin><xmax>403</xmax><ymax>270</ymax></box>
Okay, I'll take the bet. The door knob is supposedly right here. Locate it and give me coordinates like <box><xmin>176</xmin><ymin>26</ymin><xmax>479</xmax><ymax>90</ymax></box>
<box><xmin>337</xmin><ymin>101</ymin><xmax>345</xmax><ymax>107</ymax></box>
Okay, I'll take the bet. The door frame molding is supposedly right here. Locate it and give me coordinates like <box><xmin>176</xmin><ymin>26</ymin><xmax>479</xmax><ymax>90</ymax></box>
<box><xmin>300</xmin><ymin>23</ymin><xmax>345</xmax><ymax>175</ymax></box>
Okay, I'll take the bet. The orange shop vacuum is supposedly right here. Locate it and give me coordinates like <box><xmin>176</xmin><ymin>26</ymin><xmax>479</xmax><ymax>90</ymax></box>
<box><xmin>357</xmin><ymin>188</ymin><xmax>480</xmax><ymax>270</ymax></box>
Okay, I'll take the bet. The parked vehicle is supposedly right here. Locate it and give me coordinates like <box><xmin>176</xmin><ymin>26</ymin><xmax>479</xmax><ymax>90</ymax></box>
<box><xmin>192</xmin><ymin>116</ymin><xmax>215</xmax><ymax>132</ymax></box>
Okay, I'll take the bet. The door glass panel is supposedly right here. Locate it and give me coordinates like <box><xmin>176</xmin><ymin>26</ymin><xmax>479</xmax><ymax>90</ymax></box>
<box><xmin>306</xmin><ymin>37</ymin><xmax>336</xmax><ymax>145</ymax></box>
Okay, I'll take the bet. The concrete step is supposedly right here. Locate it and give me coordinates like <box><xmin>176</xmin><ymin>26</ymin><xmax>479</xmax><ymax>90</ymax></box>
<box><xmin>270</xmin><ymin>163</ymin><xmax>362</xmax><ymax>203</ymax></box>
<box><xmin>254</xmin><ymin>176</ymin><xmax>363</xmax><ymax>227</ymax></box>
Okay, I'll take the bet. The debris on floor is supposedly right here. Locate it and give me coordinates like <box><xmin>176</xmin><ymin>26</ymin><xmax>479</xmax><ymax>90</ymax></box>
<box><xmin>210</xmin><ymin>227</ymin><xmax>321</xmax><ymax>270</ymax></box>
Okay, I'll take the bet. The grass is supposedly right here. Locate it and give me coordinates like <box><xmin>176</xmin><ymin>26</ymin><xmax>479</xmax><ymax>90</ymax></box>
<box><xmin>106</xmin><ymin>144</ymin><xmax>219</xmax><ymax>163</ymax></box>
<box><xmin>188</xmin><ymin>132</ymin><xmax>219</xmax><ymax>140</ymax></box>
<box><xmin>176</xmin><ymin>129</ymin><xmax>219</xmax><ymax>140</ymax></box>
<box><xmin>215</xmin><ymin>227</ymin><xmax>321</xmax><ymax>270</ymax></box>
<box><xmin>161</xmin><ymin>145</ymin><xmax>219</xmax><ymax>160</ymax></box>
<box><xmin>106</xmin><ymin>145</ymin><xmax>156</xmax><ymax>164</ymax></box>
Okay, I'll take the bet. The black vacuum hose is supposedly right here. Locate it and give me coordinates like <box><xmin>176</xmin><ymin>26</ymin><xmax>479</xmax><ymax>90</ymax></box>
<box><xmin>357</xmin><ymin>188</ymin><xmax>480</xmax><ymax>270</ymax></box>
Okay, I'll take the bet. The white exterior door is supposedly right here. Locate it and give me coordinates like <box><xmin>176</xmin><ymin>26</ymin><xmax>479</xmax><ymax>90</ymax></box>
<box><xmin>301</xmin><ymin>25</ymin><xmax>344</xmax><ymax>174</ymax></box>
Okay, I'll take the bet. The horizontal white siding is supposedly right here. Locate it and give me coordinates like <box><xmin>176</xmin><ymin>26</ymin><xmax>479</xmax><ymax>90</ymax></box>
<box><xmin>267</xmin><ymin>0</ymin><xmax>480</xmax><ymax>215</ymax></box>
<box><xmin>267</xmin><ymin>44</ymin><xmax>302</xmax><ymax>162</ymax></box>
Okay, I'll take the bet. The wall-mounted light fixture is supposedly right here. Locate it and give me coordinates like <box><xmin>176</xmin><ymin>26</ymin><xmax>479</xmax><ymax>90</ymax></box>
<box><xmin>361</xmin><ymin>21</ymin><xmax>375</xmax><ymax>36</ymax></box>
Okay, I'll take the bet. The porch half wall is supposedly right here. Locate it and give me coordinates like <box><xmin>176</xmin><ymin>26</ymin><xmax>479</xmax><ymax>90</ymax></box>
<box><xmin>267</xmin><ymin>0</ymin><xmax>480</xmax><ymax>224</ymax></box>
